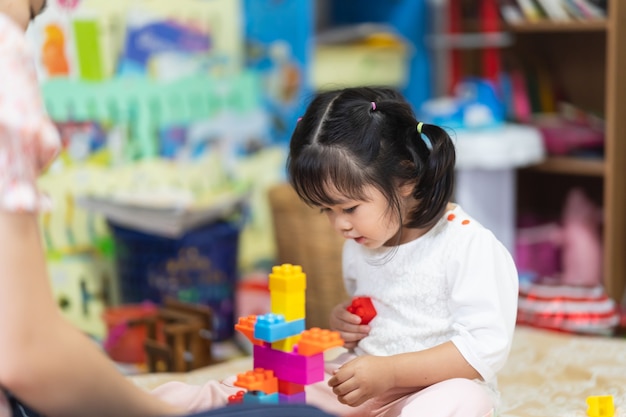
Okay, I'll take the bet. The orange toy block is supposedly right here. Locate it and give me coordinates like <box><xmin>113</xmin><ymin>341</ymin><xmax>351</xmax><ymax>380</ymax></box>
<box><xmin>234</xmin><ymin>368</ymin><xmax>279</xmax><ymax>394</ymax></box>
<box><xmin>235</xmin><ymin>315</ymin><xmax>264</xmax><ymax>346</ymax></box>
<box><xmin>297</xmin><ymin>327</ymin><xmax>344</xmax><ymax>356</ymax></box>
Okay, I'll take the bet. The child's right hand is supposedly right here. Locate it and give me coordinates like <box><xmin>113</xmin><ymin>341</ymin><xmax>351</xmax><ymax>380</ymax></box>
<box><xmin>330</xmin><ymin>301</ymin><xmax>371</xmax><ymax>350</ymax></box>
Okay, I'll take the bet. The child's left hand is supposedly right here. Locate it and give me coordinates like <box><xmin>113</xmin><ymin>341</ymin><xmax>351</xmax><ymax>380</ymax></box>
<box><xmin>327</xmin><ymin>355</ymin><xmax>395</xmax><ymax>407</ymax></box>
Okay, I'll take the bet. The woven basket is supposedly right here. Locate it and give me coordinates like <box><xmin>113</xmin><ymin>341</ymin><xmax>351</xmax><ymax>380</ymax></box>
<box><xmin>268</xmin><ymin>183</ymin><xmax>348</xmax><ymax>329</ymax></box>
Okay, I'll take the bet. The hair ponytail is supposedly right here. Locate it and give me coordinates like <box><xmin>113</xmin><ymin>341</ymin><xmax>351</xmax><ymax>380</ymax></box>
<box><xmin>406</xmin><ymin>123</ymin><xmax>456</xmax><ymax>229</ymax></box>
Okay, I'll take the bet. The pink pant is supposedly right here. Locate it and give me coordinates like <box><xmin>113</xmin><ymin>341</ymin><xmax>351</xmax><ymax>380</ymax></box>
<box><xmin>151</xmin><ymin>352</ymin><xmax>495</xmax><ymax>417</ymax></box>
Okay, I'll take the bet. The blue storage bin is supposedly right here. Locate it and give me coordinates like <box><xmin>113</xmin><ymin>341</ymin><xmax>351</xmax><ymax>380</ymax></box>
<box><xmin>109</xmin><ymin>221</ymin><xmax>240</xmax><ymax>340</ymax></box>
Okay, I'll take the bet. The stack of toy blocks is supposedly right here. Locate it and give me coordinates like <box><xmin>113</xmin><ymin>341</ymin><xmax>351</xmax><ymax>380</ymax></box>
<box><xmin>229</xmin><ymin>264</ymin><xmax>343</xmax><ymax>405</ymax></box>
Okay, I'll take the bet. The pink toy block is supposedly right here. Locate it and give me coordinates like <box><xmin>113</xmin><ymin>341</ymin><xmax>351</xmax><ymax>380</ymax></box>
<box><xmin>253</xmin><ymin>344</ymin><xmax>324</xmax><ymax>385</ymax></box>
<box><xmin>297</xmin><ymin>328</ymin><xmax>343</xmax><ymax>356</ymax></box>
<box><xmin>347</xmin><ymin>296</ymin><xmax>377</xmax><ymax>324</ymax></box>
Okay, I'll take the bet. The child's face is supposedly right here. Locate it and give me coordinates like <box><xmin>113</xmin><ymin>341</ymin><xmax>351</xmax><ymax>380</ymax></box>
<box><xmin>0</xmin><ymin>0</ymin><xmax>47</xmax><ymax>31</ymax></box>
<box><xmin>319</xmin><ymin>184</ymin><xmax>403</xmax><ymax>249</ymax></box>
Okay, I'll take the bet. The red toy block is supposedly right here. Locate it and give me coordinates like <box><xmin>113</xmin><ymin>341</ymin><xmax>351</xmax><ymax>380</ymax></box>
<box><xmin>227</xmin><ymin>390</ymin><xmax>245</xmax><ymax>404</ymax></box>
<box><xmin>278</xmin><ymin>380</ymin><xmax>305</xmax><ymax>395</ymax></box>
<box><xmin>297</xmin><ymin>328</ymin><xmax>343</xmax><ymax>356</ymax></box>
<box><xmin>234</xmin><ymin>368</ymin><xmax>278</xmax><ymax>394</ymax></box>
<box><xmin>346</xmin><ymin>296</ymin><xmax>377</xmax><ymax>324</ymax></box>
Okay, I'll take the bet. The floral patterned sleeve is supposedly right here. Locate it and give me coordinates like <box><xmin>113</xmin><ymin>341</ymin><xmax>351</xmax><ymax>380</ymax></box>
<box><xmin>0</xmin><ymin>14</ymin><xmax>61</xmax><ymax>213</ymax></box>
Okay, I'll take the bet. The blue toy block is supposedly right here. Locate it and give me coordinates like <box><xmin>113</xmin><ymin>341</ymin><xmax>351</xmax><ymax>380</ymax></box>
<box><xmin>253</xmin><ymin>344</ymin><xmax>324</xmax><ymax>385</ymax></box>
<box><xmin>254</xmin><ymin>313</ymin><xmax>305</xmax><ymax>342</ymax></box>
<box><xmin>243</xmin><ymin>390</ymin><xmax>279</xmax><ymax>404</ymax></box>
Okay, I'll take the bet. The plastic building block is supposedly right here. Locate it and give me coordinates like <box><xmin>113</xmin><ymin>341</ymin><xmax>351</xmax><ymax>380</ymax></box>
<box><xmin>234</xmin><ymin>315</ymin><xmax>264</xmax><ymax>346</ymax></box>
<box><xmin>297</xmin><ymin>328</ymin><xmax>344</xmax><ymax>356</ymax></box>
<box><xmin>243</xmin><ymin>391</ymin><xmax>279</xmax><ymax>405</ymax></box>
<box><xmin>234</xmin><ymin>368</ymin><xmax>278</xmax><ymax>394</ymax></box>
<box><xmin>278</xmin><ymin>380</ymin><xmax>305</xmax><ymax>395</ymax></box>
<box><xmin>227</xmin><ymin>390</ymin><xmax>245</xmax><ymax>405</ymax></box>
<box><xmin>347</xmin><ymin>296</ymin><xmax>377</xmax><ymax>325</ymax></box>
<box><xmin>279</xmin><ymin>392</ymin><xmax>307</xmax><ymax>404</ymax></box>
<box><xmin>254</xmin><ymin>314</ymin><xmax>305</xmax><ymax>342</ymax></box>
<box><xmin>232</xmin><ymin>264</ymin><xmax>344</xmax><ymax>397</ymax></box>
<box><xmin>271</xmin><ymin>291</ymin><xmax>306</xmax><ymax>321</ymax></box>
<box><xmin>272</xmin><ymin>335</ymin><xmax>301</xmax><ymax>352</ymax></box>
<box><xmin>253</xmin><ymin>344</ymin><xmax>324</xmax><ymax>385</ymax></box>
<box><xmin>268</xmin><ymin>264</ymin><xmax>307</xmax><ymax>292</ymax></box>
<box><xmin>587</xmin><ymin>395</ymin><xmax>615</xmax><ymax>417</ymax></box>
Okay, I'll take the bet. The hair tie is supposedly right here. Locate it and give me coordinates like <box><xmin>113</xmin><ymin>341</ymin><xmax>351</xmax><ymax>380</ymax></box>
<box><xmin>371</xmin><ymin>102</ymin><xmax>376</xmax><ymax>111</ymax></box>
<box><xmin>297</xmin><ymin>117</ymin><xmax>302</xmax><ymax>122</ymax></box>
<box><xmin>417</xmin><ymin>122</ymin><xmax>424</xmax><ymax>134</ymax></box>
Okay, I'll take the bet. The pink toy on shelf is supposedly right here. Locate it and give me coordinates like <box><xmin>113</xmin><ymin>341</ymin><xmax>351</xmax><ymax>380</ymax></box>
<box><xmin>515</xmin><ymin>188</ymin><xmax>603</xmax><ymax>287</ymax></box>
<box><xmin>558</xmin><ymin>188</ymin><xmax>603</xmax><ymax>287</ymax></box>
<box><xmin>346</xmin><ymin>296</ymin><xmax>377</xmax><ymax>325</ymax></box>
<box><xmin>533</xmin><ymin>115</ymin><xmax>604</xmax><ymax>156</ymax></box>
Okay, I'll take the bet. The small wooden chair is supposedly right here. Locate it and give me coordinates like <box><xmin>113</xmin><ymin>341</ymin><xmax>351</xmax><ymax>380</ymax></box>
<box><xmin>139</xmin><ymin>298</ymin><xmax>215</xmax><ymax>373</ymax></box>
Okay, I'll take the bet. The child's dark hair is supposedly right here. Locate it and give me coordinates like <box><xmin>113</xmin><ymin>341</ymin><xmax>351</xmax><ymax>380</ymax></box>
<box><xmin>287</xmin><ymin>86</ymin><xmax>456</xmax><ymax>231</ymax></box>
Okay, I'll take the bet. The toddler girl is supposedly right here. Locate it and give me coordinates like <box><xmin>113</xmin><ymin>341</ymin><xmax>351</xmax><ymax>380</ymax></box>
<box><xmin>286</xmin><ymin>86</ymin><xmax>519</xmax><ymax>416</ymax></box>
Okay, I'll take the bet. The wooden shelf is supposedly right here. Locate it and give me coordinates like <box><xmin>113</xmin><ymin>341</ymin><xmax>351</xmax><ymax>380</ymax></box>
<box><xmin>525</xmin><ymin>156</ymin><xmax>605</xmax><ymax>177</ymax></box>
<box><xmin>478</xmin><ymin>3</ymin><xmax>626</xmax><ymax>302</ymax></box>
<box><xmin>506</xmin><ymin>20</ymin><xmax>607</xmax><ymax>33</ymax></box>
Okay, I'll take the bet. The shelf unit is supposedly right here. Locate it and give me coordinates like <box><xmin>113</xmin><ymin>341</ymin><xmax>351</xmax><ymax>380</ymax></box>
<box><xmin>506</xmin><ymin>4</ymin><xmax>626</xmax><ymax>302</ymax></box>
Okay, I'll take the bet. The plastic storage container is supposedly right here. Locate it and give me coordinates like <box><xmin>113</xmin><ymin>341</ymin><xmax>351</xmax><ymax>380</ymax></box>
<box><xmin>109</xmin><ymin>221</ymin><xmax>240</xmax><ymax>340</ymax></box>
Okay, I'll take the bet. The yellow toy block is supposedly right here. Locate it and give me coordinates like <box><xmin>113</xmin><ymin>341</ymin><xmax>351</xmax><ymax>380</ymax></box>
<box><xmin>271</xmin><ymin>334</ymin><xmax>301</xmax><ymax>352</ymax></box>
<box><xmin>271</xmin><ymin>291</ymin><xmax>305</xmax><ymax>321</ymax></box>
<box><xmin>587</xmin><ymin>395</ymin><xmax>615</xmax><ymax>417</ymax></box>
<box><xmin>268</xmin><ymin>264</ymin><xmax>306</xmax><ymax>293</ymax></box>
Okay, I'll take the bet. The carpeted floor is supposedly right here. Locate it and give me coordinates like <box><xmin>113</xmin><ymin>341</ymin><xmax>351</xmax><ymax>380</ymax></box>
<box><xmin>130</xmin><ymin>325</ymin><xmax>626</xmax><ymax>416</ymax></box>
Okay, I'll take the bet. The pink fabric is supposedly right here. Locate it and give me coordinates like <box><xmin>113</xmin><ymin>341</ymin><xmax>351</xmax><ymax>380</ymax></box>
<box><xmin>0</xmin><ymin>390</ymin><xmax>9</xmax><ymax>417</ymax></box>
<box><xmin>0</xmin><ymin>13</ymin><xmax>61</xmax><ymax>213</ymax></box>
<box><xmin>151</xmin><ymin>352</ymin><xmax>495</xmax><ymax>417</ymax></box>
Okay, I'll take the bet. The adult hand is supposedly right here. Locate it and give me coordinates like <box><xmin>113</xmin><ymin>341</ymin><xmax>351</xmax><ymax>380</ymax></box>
<box><xmin>329</xmin><ymin>301</ymin><xmax>370</xmax><ymax>350</ymax></box>
<box><xmin>327</xmin><ymin>355</ymin><xmax>395</xmax><ymax>407</ymax></box>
